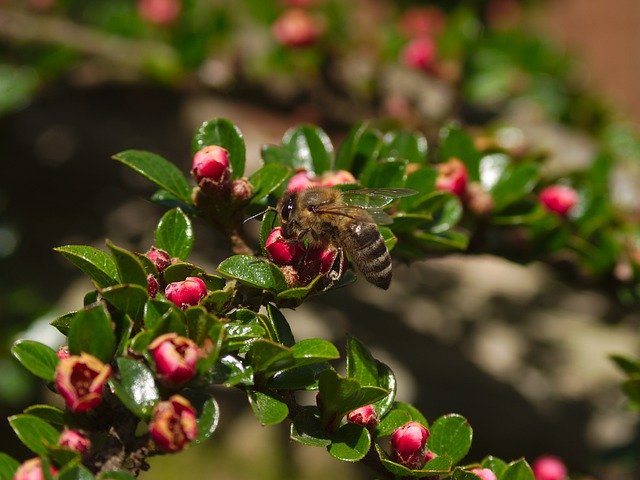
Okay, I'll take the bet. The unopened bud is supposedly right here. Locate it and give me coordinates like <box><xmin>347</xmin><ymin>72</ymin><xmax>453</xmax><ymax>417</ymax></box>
<box><xmin>273</xmin><ymin>9</ymin><xmax>321</xmax><ymax>48</ymax></box>
<box><xmin>436</xmin><ymin>158</ymin><xmax>468</xmax><ymax>197</ymax></box>
<box><xmin>165</xmin><ymin>277</ymin><xmax>208</xmax><ymax>309</ymax></box>
<box><xmin>319</xmin><ymin>170</ymin><xmax>357</xmax><ymax>187</ymax></box>
<box><xmin>532</xmin><ymin>455</ymin><xmax>567</xmax><ymax>480</ymax></box>
<box><xmin>390</xmin><ymin>421</ymin><xmax>430</xmax><ymax>469</ymax></box>
<box><xmin>539</xmin><ymin>185</ymin><xmax>578</xmax><ymax>217</ymax></box>
<box><xmin>146</xmin><ymin>247</ymin><xmax>172</xmax><ymax>273</ymax></box>
<box><xmin>287</xmin><ymin>171</ymin><xmax>319</xmax><ymax>192</ymax></box>
<box><xmin>424</xmin><ymin>449</ymin><xmax>438</xmax><ymax>463</ymax></box>
<box><xmin>231</xmin><ymin>177</ymin><xmax>253</xmax><ymax>203</ymax></box>
<box><xmin>192</xmin><ymin>145</ymin><xmax>230</xmax><ymax>183</ymax></box>
<box><xmin>55</xmin><ymin>353</ymin><xmax>111</xmax><ymax>413</ymax></box>
<box><xmin>58</xmin><ymin>429</ymin><xmax>91</xmax><ymax>456</ymax></box>
<box><xmin>149</xmin><ymin>395</ymin><xmax>198</xmax><ymax>453</ymax></box>
<box><xmin>472</xmin><ymin>468</ymin><xmax>497</xmax><ymax>480</ymax></box>
<box><xmin>346</xmin><ymin>405</ymin><xmax>378</xmax><ymax>430</ymax></box>
<box><xmin>13</xmin><ymin>458</ymin><xmax>57</xmax><ymax>480</ymax></box>
<box><xmin>265</xmin><ymin>227</ymin><xmax>304</xmax><ymax>265</ymax></box>
<box><xmin>149</xmin><ymin>333</ymin><xmax>199</xmax><ymax>385</ymax></box>
<box><xmin>402</xmin><ymin>36</ymin><xmax>437</xmax><ymax>71</ymax></box>
<box><xmin>147</xmin><ymin>274</ymin><xmax>160</xmax><ymax>298</ymax></box>
<box><xmin>137</xmin><ymin>0</ymin><xmax>180</xmax><ymax>26</ymax></box>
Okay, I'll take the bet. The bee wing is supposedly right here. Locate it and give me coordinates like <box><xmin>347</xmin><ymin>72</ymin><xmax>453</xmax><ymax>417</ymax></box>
<box><xmin>315</xmin><ymin>204</ymin><xmax>394</xmax><ymax>225</ymax></box>
<box><xmin>341</xmin><ymin>188</ymin><xmax>417</xmax><ymax>209</ymax></box>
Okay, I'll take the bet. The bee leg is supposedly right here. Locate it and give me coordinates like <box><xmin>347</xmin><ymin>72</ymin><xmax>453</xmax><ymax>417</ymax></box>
<box><xmin>328</xmin><ymin>248</ymin><xmax>344</xmax><ymax>282</ymax></box>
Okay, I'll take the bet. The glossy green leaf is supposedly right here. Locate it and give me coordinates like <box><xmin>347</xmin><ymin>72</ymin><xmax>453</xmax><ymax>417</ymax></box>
<box><xmin>249</xmin><ymin>163</ymin><xmax>290</xmax><ymax>202</ymax></box>
<box><xmin>291</xmin><ymin>339</ymin><xmax>339</xmax><ymax>363</ymax></box>
<box><xmin>201</xmin><ymin>289</ymin><xmax>234</xmax><ymax>315</ymax></box>
<box><xmin>163</xmin><ymin>262</ymin><xmax>206</xmax><ymax>284</ymax></box>
<box><xmin>194</xmin><ymin>396</ymin><xmax>220</xmax><ymax>444</ymax></box>
<box><xmin>184</xmin><ymin>307</ymin><xmax>215</xmax><ymax>345</ymax></box>
<box><xmin>109</xmin><ymin>358</ymin><xmax>159</xmax><ymax>420</ymax></box>
<box><xmin>57</xmin><ymin>464</ymin><xmax>94</xmax><ymax>480</ymax></box>
<box><xmin>346</xmin><ymin>335</ymin><xmax>378</xmax><ymax>386</ymax></box>
<box><xmin>259</xmin><ymin>209</ymin><xmax>279</xmax><ymax>254</ymax></box>
<box><xmin>266</xmin><ymin>304</ymin><xmax>295</xmax><ymax>347</ymax></box>
<box><xmin>400</xmin><ymin>168</ymin><xmax>438</xmax><ymax>211</ymax></box>
<box><xmin>50</xmin><ymin>311</ymin><xmax>75</xmax><ymax>336</ymax></box>
<box><xmin>155</xmin><ymin>208</ymin><xmax>193</xmax><ymax>261</ymax></box>
<box><xmin>380</xmin><ymin>131</ymin><xmax>428</xmax><ymax>163</ymax></box>
<box><xmin>501</xmin><ymin>459</ymin><xmax>535</xmax><ymax>480</ymax></box>
<box><xmin>375</xmin><ymin>408</ymin><xmax>412</xmax><ymax>437</ymax></box>
<box><xmin>378</xmin><ymin>444</ymin><xmax>453</xmax><ymax>477</ymax></box>
<box><xmin>143</xmin><ymin>299</ymin><xmax>186</xmax><ymax>336</ymax></box>
<box><xmin>282</xmin><ymin>125</ymin><xmax>333</xmax><ymax>174</ymax></box>
<box><xmin>427</xmin><ymin>414</ymin><xmax>472</xmax><ymax>464</ymax></box>
<box><xmin>247</xmin><ymin>390</ymin><xmax>289</xmax><ymax>425</ymax></box>
<box><xmin>100</xmin><ymin>284</ymin><xmax>148</xmax><ymax>323</ymax></box>
<box><xmin>9</xmin><ymin>414</ymin><xmax>60</xmax><ymax>456</ymax></box>
<box><xmin>481</xmin><ymin>456</ymin><xmax>507</xmax><ymax>477</ymax></box>
<box><xmin>114</xmin><ymin>314</ymin><xmax>134</xmax><ymax>357</ymax></box>
<box><xmin>327</xmin><ymin>423</ymin><xmax>370</xmax><ymax>462</ymax></box>
<box><xmin>197</xmin><ymin>323</ymin><xmax>224</xmax><ymax>374</ymax></box>
<box><xmin>412</xmin><ymin>230</ymin><xmax>469</xmax><ymax>251</ymax></box>
<box><xmin>192</xmin><ymin>118</ymin><xmax>246</xmax><ymax>178</ymax></box>
<box><xmin>204</xmin><ymin>355</ymin><xmax>253</xmax><ymax>387</ymax></box>
<box><xmin>246</xmin><ymin>340</ymin><xmax>292</xmax><ymax>377</ymax></box>
<box><xmin>335</xmin><ymin>123</ymin><xmax>383</xmax><ymax>177</ymax></box>
<box><xmin>0</xmin><ymin>452</ymin><xmax>19</xmax><ymax>480</ymax></box>
<box><xmin>360</xmin><ymin>159</ymin><xmax>408</xmax><ymax>188</ymax></box>
<box><xmin>112</xmin><ymin>150</ymin><xmax>192</xmax><ymax>203</ymax></box>
<box><xmin>290</xmin><ymin>407</ymin><xmax>331</xmax><ymax>447</ymax></box>
<box><xmin>454</xmin><ymin>467</ymin><xmax>485</xmax><ymax>480</ymax></box>
<box><xmin>11</xmin><ymin>340</ymin><xmax>59</xmax><ymax>381</ymax></box>
<box><xmin>68</xmin><ymin>304</ymin><xmax>116</xmax><ymax>363</ymax></box>
<box><xmin>439</xmin><ymin>126</ymin><xmax>481</xmax><ymax>181</ymax></box>
<box><xmin>23</xmin><ymin>405</ymin><xmax>65</xmax><ymax>426</ymax></box>
<box><xmin>394</xmin><ymin>402</ymin><xmax>428</xmax><ymax>426</ymax></box>
<box><xmin>217</xmin><ymin>255</ymin><xmax>287</xmax><ymax>292</ymax></box>
<box><xmin>106</xmin><ymin>241</ymin><xmax>148</xmax><ymax>288</ymax></box>
<box><xmin>54</xmin><ymin>245</ymin><xmax>118</xmax><ymax>288</ymax></box>
<box><xmin>491</xmin><ymin>163</ymin><xmax>540</xmax><ymax>211</ymax></box>
<box><xmin>268</xmin><ymin>362</ymin><xmax>331</xmax><ymax>390</ymax></box>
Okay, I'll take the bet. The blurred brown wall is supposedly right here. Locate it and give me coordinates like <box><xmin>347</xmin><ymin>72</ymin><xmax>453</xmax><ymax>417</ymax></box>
<box><xmin>542</xmin><ymin>0</ymin><xmax>640</xmax><ymax>124</ymax></box>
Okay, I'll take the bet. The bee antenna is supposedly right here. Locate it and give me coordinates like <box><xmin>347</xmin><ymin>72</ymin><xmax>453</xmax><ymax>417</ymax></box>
<box><xmin>243</xmin><ymin>208</ymin><xmax>269</xmax><ymax>224</ymax></box>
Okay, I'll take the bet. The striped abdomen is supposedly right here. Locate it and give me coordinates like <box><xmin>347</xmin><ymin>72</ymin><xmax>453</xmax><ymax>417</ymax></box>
<box><xmin>342</xmin><ymin>221</ymin><xmax>392</xmax><ymax>290</ymax></box>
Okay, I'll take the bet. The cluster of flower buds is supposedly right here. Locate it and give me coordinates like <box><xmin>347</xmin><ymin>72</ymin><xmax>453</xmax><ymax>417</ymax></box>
<box><xmin>55</xmin><ymin>353</ymin><xmax>111</xmax><ymax>413</ymax></box>
<box><xmin>146</xmin><ymin>246</ymin><xmax>173</xmax><ymax>298</ymax></box>
<box><xmin>538</xmin><ymin>185</ymin><xmax>579</xmax><ymax>218</ymax></box>
<box><xmin>286</xmin><ymin>169</ymin><xmax>356</xmax><ymax>192</ymax></box>
<box><xmin>13</xmin><ymin>457</ymin><xmax>57</xmax><ymax>480</ymax></box>
<box><xmin>149</xmin><ymin>395</ymin><xmax>198</xmax><ymax>453</ymax></box>
<box><xmin>532</xmin><ymin>455</ymin><xmax>567</xmax><ymax>480</ymax></box>
<box><xmin>136</xmin><ymin>0</ymin><xmax>180</xmax><ymax>26</ymax></box>
<box><xmin>346</xmin><ymin>404</ymin><xmax>378</xmax><ymax>430</ymax></box>
<box><xmin>390</xmin><ymin>421</ymin><xmax>434</xmax><ymax>470</ymax></box>
<box><xmin>398</xmin><ymin>6</ymin><xmax>445</xmax><ymax>71</ymax></box>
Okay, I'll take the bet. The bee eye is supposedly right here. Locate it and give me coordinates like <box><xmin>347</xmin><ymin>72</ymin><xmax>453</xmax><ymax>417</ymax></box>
<box><xmin>281</xmin><ymin>196</ymin><xmax>295</xmax><ymax>221</ymax></box>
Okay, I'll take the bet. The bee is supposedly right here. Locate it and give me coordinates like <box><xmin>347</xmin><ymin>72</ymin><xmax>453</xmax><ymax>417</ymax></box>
<box><xmin>277</xmin><ymin>186</ymin><xmax>415</xmax><ymax>289</ymax></box>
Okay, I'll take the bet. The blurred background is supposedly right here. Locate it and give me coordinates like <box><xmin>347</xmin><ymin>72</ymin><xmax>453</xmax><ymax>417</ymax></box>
<box><xmin>0</xmin><ymin>0</ymin><xmax>639</xmax><ymax>479</ymax></box>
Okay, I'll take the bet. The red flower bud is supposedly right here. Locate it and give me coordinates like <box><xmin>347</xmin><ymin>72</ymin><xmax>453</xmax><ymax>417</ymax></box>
<box><xmin>273</xmin><ymin>9</ymin><xmax>321</xmax><ymax>48</ymax></box>
<box><xmin>13</xmin><ymin>458</ymin><xmax>57</xmax><ymax>480</ymax></box>
<box><xmin>165</xmin><ymin>277</ymin><xmax>208</xmax><ymax>309</ymax></box>
<box><xmin>265</xmin><ymin>227</ymin><xmax>304</xmax><ymax>265</ymax></box>
<box><xmin>539</xmin><ymin>185</ymin><xmax>579</xmax><ymax>217</ymax></box>
<box><xmin>346</xmin><ymin>405</ymin><xmax>378</xmax><ymax>430</ymax></box>
<box><xmin>399</xmin><ymin>6</ymin><xmax>446</xmax><ymax>38</ymax></box>
<box><xmin>319</xmin><ymin>170</ymin><xmax>357</xmax><ymax>188</ymax></box>
<box><xmin>147</xmin><ymin>274</ymin><xmax>159</xmax><ymax>298</ymax></box>
<box><xmin>149</xmin><ymin>395</ymin><xmax>198</xmax><ymax>453</ymax></box>
<box><xmin>390</xmin><ymin>421</ymin><xmax>430</xmax><ymax>469</ymax></box>
<box><xmin>472</xmin><ymin>468</ymin><xmax>498</xmax><ymax>480</ymax></box>
<box><xmin>192</xmin><ymin>145</ymin><xmax>230</xmax><ymax>183</ymax></box>
<box><xmin>146</xmin><ymin>247</ymin><xmax>172</xmax><ymax>273</ymax></box>
<box><xmin>149</xmin><ymin>333</ymin><xmax>199</xmax><ymax>385</ymax></box>
<box><xmin>231</xmin><ymin>177</ymin><xmax>254</xmax><ymax>203</ymax></box>
<box><xmin>58</xmin><ymin>428</ymin><xmax>91</xmax><ymax>456</ymax></box>
<box><xmin>402</xmin><ymin>36</ymin><xmax>437</xmax><ymax>71</ymax></box>
<box><xmin>287</xmin><ymin>171</ymin><xmax>319</xmax><ymax>192</ymax></box>
<box><xmin>137</xmin><ymin>0</ymin><xmax>180</xmax><ymax>26</ymax></box>
<box><xmin>305</xmin><ymin>245</ymin><xmax>338</xmax><ymax>274</ymax></box>
<box><xmin>532</xmin><ymin>455</ymin><xmax>567</xmax><ymax>480</ymax></box>
<box><xmin>55</xmin><ymin>353</ymin><xmax>111</xmax><ymax>413</ymax></box>
<box><xmin>57</xmin><ymin>345</ymin><xmax>70</xmax><ymax>360</ymax></box>
<box><xmin>424</xmin><ymin>449</ymin><xmax>438</xmax><ymax>463</ymax></box>
<box><xmin>436</xmin><ymin>158</ymin><xmax>468</xmax><ymax>197</ymax></box>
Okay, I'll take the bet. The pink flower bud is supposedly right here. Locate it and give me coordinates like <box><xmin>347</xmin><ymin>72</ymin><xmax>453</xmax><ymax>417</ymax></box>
<box><xmin>147</xmin><ymin>274</ymin><xmax>159</xmax><ymax>298</ymax></box>
<box><xmin>287</xmin><ymin>171</ymin><xmax>319</xmax><ymax>192</ymax></box>
<box><xmin>165</xmin><ymin>277</ymin><xmax>208</xmax><ymax>309</ymax></box>
<box><xmin>472</xmin><ymin>468</ymin><xmax>498</xmax><ymax>480</ymax></box>
<box><xmin>273</xmin><ymin>9</ymin><xmax>321</xmax><ymax>48</ymax></box>
<box><xmin>149</xmin><ymin>333</ymin><xmax>199</xmax><ymax>385</ymax></box>
<box><xmin>55</xmin><ymin>353</ymin><xmax>111</xmax><ymax>413</ymax></box>
<box><xmin>265</xmin><ymin>227</ymin><xmax>304</xmax><ymax>265</ymax></box>
<box><xmin>399</xmin><ymin>6</ymin><xmax>446</xmax><ymax>38</ymax></box>
<box><xmin>146</xmin><ymin>247</ymin><xmax>172</xmax><ymax>273</ymax></box>
<box><xmin>305</xmin><ymin>245</ymin><xmax>338</xmax><ymax>274</ymax></box>
<box><xmin>137</xmin><ymin>0</ymin><xmax>180</xmax><ymax>26</ymax></box>
<box><xmin>231</xmin><ymin>177</ymin><xmax>254</xmax><ymax>203</ymax></box>
<box><xmin>347</xmin><ymin>405</ymin><xmax>378</xmax><ymax>430</ymax></box>
<box><xmin>436</xmin><ymin>158</ymin><xmax>468</xmax><ymax>197</ymax></box>
<box><xmin>466</xmin><ymin>182</ymin><xmax>494</xmax><ymax>215</ymax></box>
<box><xmin>319</xmin><ymin>170</ymin><xmax>357</xmax><ymax>187</ymax></box>
<box><xmin>13</xmin><ymin>458</ymin><xmax>57</xmax><ymax>480</ymax></box>
<box><xmin>424</xmin><ymin>449</ymin><xmax>438</xmax><ymax>463</ymax></box>
<box><xmin>58</xmin><ymin>429</ymin><xmax>91</xmax><ymax>456</ymax></box>
<box><xmin>532</xmin><ymin>455</ymin><xmax>567</xmax><ymax>480</ymax></box>
<box><xmin>539</xmin><ymin>185</ymin><xmax>579</xmax><ymax>217</ymax></box>
<box><xmin>150</xmin><ymin>395</ymin><xmax>198</xmax><ymax>453</ymax></box>
<box><xmin>192</xmin><ymin>145</ymin><xmax>230</xmax><ymax>183</ymax></box>
<box><xmin>57</xmin><ymin>345</ymin><xmax>70</xmax><ymax>360</ymax></box>
<box><xmin>390</xmin><ymin>421</ymin><xmax>430</xmax><ymax>469</ymax></box>
<box><xmin>402</xmin><ymin>36</ymin><xmax>437</xmax><ymax>71</ymax></box>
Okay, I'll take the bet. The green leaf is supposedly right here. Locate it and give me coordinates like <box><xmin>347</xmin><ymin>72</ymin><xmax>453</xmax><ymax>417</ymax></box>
<box><xmin>378</xmin><ymin>444</ymin><xmax>453</xmax><ymax>477</ymax></box>
<box><xmin>143</xmin><ymin>298</ymin><xmax>186</xmax><ymax>336</ymax></box>
<box><xmin>610</xmin><ymin>354</ymin><xmax>640</xmax><ymax>375</ymax></box>
<box><xmin>454</xmin><ymin>467</ymin><xmax>485</xmax><ymax>480</ymax></box>
<box><xmin>184</xmin><ymin>307</ymin><xmax>215</xmax><ymax>345</ymax></box>
<box><xmin>291</xmin><ymin>339</ymin><xmax>340</xmax><ymax>363</ymax></box>
<box><xmin>282</xmin><ymin>125</ymin><xmax>334</xmax><ymax>174</ymax></box>
<box><xmin>217</xmin><ymin>255</ymin><xmax>287</xmax><ymax>292</ymax></box>
<box><xmin>380</xmin><ymin>131</ymin><xmax>428</xmax><ymax>163</ymax></box>
<box><xmin>109</xmin><ymin>358</ymin><xmax>159</xmax><ymax>419</ymax></box>
<box><xmin>266</xmin><ymin>304</ymin><xmax>295</xmax><ymax>347</ymax></box>
<box><xmin>0</xmin><ymin>452</ymin><xmax>19</xmax><ymax>480</ymax></box>
<box><xmin>394</xmin><ymin>402</ymin><xmax>428</xmax><ymax>426</ymax></box>
<box><xmin>246</xmin><ymin>340</ymin><xmax>292</xmax><ymax>377</ymax></box>
<box><xmin>439</xmin><ymin>126</ymin><xmax>481</xmax><ymax>181</ymax></box>
<box><xmin>290</xmin><ymin>407</ymin><xmax>331</xmax><ymax>447</ymax></box>
<box><xmin>197</xmin><ymin>323</ymin><xmax>224</xmax><ymax>374</ymax></box>
<box><xmin>100</xmin><ymin>284</ymin><xmax>148</xmax><ymax>323</ymax></box>
<box><xmin>8</xmin><ymin>414</ymin><xmax>60</xmax><ymax>456</ymax></box>
<box><xmin>247</xmin><ymin>390</ymin><xmax>289</xmax><ymax>425</ymax></box>
<box><xmin>98</xmin><ymin>472</ymin><xmax>136</xmax><ymax>480</ymax></box>
<box><xmin>481</xmin><ymin>456</ymin><xmax>507</xmax><ymax>477</ymax></box>
<box><xmin>427</xmin><ymin>414</ymin><xmax>472</xmax><ymax>465</ymax></box>
<box><xmin>249</xmin><ymin>163</ymin><xmax>291</xmax><ymax>202</ymax></box>
<box><xmin>163</xmin><ymin>262</ymin><xmax>206</xmax><ymax>284</ymax></box>
<box><xmin>501</xmin><ymin>459</ymin><xmax>534</xmax><ymax>480</ymax></box>
<box><xmin>68</xmin><ymin>304</ymin><xmax>116</xmax><ymax>363</ymax></box>
<box><xmin>112</xmin><ymin>150</ymin><xmax>192</xmax><ymax>203</ymax></box>
<box><xmin>490</xmin><ymin>163</ymin><xmax>540</xmax><ymax>211</ymax></box>
<box><xmin>54</xmin><ymin>245</ymin><xmax>118</xmax><ymax>288</ymax></box>
<box><xmin>50</xmin><ymin>311</ymin><xmax>75</xmax><ymax>336</ymax></box>
<box><xmin>106</xmin><ymin>241</ymin><xmax>148</xmax><ymax>288</ymax></box>
<box><xmin>360</xmin><ymin>159</ymin><xmax>408</xmax><ymax>188</ymax></box>
<box><xmin>192</xmin><ymin>118</ymin><xmax>246</xmax><ymax>178</ymax></box>
<box><xmin>259</xmin><ymin>209</ymin><xmax>279</xmax><ymax>254</ymax></box>
<box><xmin>376</xmin><ymin>408</ymin><xmax>412</xmax><ymax>437</ymax></box>
<box><xmin>327</xmin><ymin>423</ymin><xmax>370</xmax><ymax>462</ymax></box>
<box><xmin>335</xmin><ymin>123</ymin><xmax>383</xmax><ymax>177</ymax></box>
<box><xmin>57</xmin><ymin>464</ymin><xmax>94</xmax><ymax>480</ymax></box>
<box><xmin>194</xmin><ymin>396</ymin><xmax>219</xmax><ymax>444</ymax></box>
<box><xmin>11</xmin><ymin>340</ymin><xmax>59</xmax><ymax>381</ymax></box>
<box><xmin>269</xmin><ymin>362</ymin><xmax>331</xmax><ymax>390</ymax></box>
<box><xmin>23</xmin><ymin>405</ymin><xmax>65</xmax><ymax>426</ymax></box>
<box><xmin>203</xmin><ymin>355</ymin><xmax>254</xmax><ymax>387</ymax></box>
<box><xmin>155</xmin><ymin>208</ymin><xmax>194</xmax><ymax>261</ymax></box>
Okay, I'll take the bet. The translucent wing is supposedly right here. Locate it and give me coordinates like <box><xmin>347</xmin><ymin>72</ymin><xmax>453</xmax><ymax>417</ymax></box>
<box><xmin>314</xmin><ymin>204</ymin><xmax>394</xmax><ymax>225</ymax></box>
<box><xmin>341</xmin><ymin>188</ymin><xmax>417</xmax><ymax>209</ymax></box>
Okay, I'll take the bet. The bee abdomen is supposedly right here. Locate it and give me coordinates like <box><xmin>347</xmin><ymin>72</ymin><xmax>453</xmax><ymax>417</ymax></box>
<box><xmin>347</xmin><ymin>223</ymin><xmax>392</xmax><ymax>290</ymax></box>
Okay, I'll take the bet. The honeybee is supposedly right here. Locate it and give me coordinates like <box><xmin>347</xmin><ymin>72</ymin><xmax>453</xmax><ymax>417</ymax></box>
<box><xmin>278</xmin><ymin>186</ymin><xmax>415</xmax><ymax>289</ymax></box>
